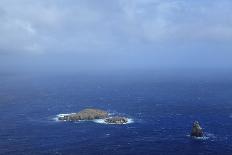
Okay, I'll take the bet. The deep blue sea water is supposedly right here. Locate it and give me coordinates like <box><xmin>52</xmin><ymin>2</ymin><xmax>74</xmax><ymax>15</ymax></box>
<box><xmin>1</xmin><ymin>71</ymin><xmax>232</xmax><ymax>155</ymax></box>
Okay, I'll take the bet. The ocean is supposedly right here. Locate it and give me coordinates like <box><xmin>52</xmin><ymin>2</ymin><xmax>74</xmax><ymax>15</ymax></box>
<box><xmin>1</xmin><ymin>71</ymin><xmax>232</xmax><ymax>155</ymax></box>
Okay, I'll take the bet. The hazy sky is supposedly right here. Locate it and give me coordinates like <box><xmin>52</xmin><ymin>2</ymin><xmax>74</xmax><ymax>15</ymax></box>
<box><xmin>0</xmin><ymin>0</ymin><xmax>232</xmax><ymax>72</ymax></box>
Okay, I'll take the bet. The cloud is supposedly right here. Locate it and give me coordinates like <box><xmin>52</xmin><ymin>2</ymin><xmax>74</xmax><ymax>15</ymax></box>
<box><xmin>0</xmin><ymin>0</ymin><xmax>232</xmax><ymax>54</ymax></box>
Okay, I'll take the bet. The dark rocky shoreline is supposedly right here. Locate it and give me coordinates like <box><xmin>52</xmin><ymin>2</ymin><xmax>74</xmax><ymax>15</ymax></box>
<box><xmin>104</xmin><ymin>117</ymin><xmax>128</xmax><ymax>124</ymax></box>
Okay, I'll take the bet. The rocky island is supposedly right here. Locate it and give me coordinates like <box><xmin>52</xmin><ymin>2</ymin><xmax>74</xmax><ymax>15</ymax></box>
<box><xmin>58</xmin><ymin>108</ymin><xmax>131</xmax><ymax>124</ymax></box>
<box><xmin>104</xmin><ymin>117</ymin><xmax>128</xmax><ymax>124</ymax></box>
<box><xmin>58</xmin><ymin>108</ymin><xmax>108</xmax><ymax>121</ymax></box>
<box><xmin>191</xmin><ymin>121</ymin><xmax>203</xmax><ymax>137</ymax></box>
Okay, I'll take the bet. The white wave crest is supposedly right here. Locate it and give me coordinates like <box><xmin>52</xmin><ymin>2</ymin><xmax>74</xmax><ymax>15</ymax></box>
<box><xmin>193</xmin><ymin>136</ymin><xmax>209</xmax><ymax>140</ymax></box>
<box><xmin>93</xmin><ymin>118</ymin><xmax>134</xmax><ymax>124</ymax></box>
<box><xmin>54</xmin><ymin>113</ymin><xmax>76</xmax><ymax>121</ymax></box>
<box><xmin>187</xmin><ymin>132</ymin><xmax>216</xmax><ymax>141</ymax></box>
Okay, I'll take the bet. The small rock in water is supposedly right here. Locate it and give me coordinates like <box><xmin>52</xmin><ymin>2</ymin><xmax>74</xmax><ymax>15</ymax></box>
<box><xmin>191</xmin><ymin>121</ymin><xmax>203</xmax><ymax>137</ymax></box>
<box><xmin>104</xmin><ymin>117</ymin><xmax>128</xmax><ymax>124</ymax></box>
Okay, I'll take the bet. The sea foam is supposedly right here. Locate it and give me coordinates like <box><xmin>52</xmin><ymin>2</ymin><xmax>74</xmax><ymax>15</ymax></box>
<box><xmin>54</xmin><ymin>113</ymin><xmax>76</xmax><ymax>121</ymax></box>
<box><xmin>187</xmin><ymin>132</ymin><xmax>216</xmax><ymax>141</ymax></box>
<box><xmin>93</xmin><ymin>118</ymin><xmax>134</xmax><ymax>124</ymax></box>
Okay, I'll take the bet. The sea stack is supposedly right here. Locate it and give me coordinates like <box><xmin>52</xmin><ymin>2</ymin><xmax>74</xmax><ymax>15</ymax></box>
<box><xmin>191</xmin><ymin>121</ymin><xmax>203</xmax><ymax>137</ymax></box>
<box><xmin>58</xmin><ymin>108</ymin><xmax>108</xmax><ymax>121</ymax></box>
